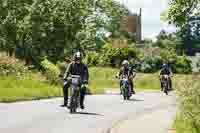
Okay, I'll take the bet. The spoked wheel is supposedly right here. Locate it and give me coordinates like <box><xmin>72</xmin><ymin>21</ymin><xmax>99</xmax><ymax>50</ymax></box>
<box><xmin>123</xmin><ymin>93</ymin><xmax>127</xmax><ymax>100</ymax></box>
<box><xmin>164</xmin><ymin>87</ymin><xmax>168</xmax><ymax>95</ymax></box>
<box><xmin>163</xmin><ymin>82</ymin><xmax>169</xmax><ymax>95</ymax></box>
<box><xmin>69</xmin><ymin>90</ymin><xmax>79</xmax><ymax>114</ymax></box>
<box><xmin>69</xmin><ymin>99</ymin><xmax>77</xmax><ymax>113</ymax></box>
<box><xmin>70</xmin><ymin>108</ymin><xmax>76</xmax><ymax>114</ymax></box>
<box><xmin>122</xmin><ymin>87</ymin><xmax>127</xmax><ymax>100</ymax></box>
<box><xmin>123</xmin><ymin>87</ymin><xmax>129</xmax><ymax>100</ymax></box>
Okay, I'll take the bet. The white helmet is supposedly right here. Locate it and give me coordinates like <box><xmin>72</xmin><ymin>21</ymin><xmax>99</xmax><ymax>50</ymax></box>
<box><xmin>122</xmin><ymin>60</ymin><xmax>129</xmax><ymax>65</ymax></box>
<box><xmin>74</xmin><ymin>51</ymin><xmax>83</xmax><ymax>61</ymax></box>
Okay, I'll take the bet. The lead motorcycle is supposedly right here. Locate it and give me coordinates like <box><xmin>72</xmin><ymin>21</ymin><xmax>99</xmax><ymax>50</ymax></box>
<box><xmin>120</xmin><ymin>75</ymin><xmax>132</xmax><ymax>100</ymax></box>
<box><xmin>67</xmin><ymin>75</ymin><xmax>82</xmax><ymax>113</ymax></box>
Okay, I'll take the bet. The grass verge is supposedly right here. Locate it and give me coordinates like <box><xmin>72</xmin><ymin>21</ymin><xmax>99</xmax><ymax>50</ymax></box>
<box><xmin>173</xmin><ymin>114</ymin><xmax>198</xmax><ymax>133</ymax></box>
<box><xmin>89</xmin><ymin>67</ymin><xmax>161</xmax><ymax>94</ymax></box>
<box><xmin>0</xmin><ymin>67</ymin><xmax>185</xmax><ymax>102</ymax></box>
<box><xmin>173</xmin><ymin>74</ymin><xmax>200</xmax><ymax>133</ymax></box>
<box><xmin>0</xmin><ymin>76</ymin><xmax>62</xmax><ymax>102</ymax></box>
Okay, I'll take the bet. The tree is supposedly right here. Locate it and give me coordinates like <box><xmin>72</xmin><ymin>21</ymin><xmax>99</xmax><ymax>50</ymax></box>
<box><xmin>0</xmin><ymin>0</ymin><xmax>130</xmax><ymax>65</ymax></box>
<box><xmin>165</xmin><ymin>0</ymin><xmax>200</xmax><ymax>55</ymax></box>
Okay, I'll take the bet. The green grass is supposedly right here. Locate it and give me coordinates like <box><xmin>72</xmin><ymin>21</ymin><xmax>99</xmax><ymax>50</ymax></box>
<box><xmin>173</xmin><ymin>114</ymin><xmax>198</xmax><ymax>133</ymax></box>
<box><xmin>172</xmin><ymin>75</ymin><xmax>200</xmax><ymax>133</ymax></box>
<box><xmin>0</xmin><ymin>67</ymin><xmax>185</xmax><ymax>102</ymax></box>
<box><xmin>0</xmin><ymin>76</ymin><xmax>62</xmax><ymax>102</ymax></box>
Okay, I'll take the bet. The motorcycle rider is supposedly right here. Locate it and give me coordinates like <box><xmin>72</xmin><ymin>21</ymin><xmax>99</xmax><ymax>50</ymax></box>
<box><xmin>159</xmin><ymin>63</ymin><xmax>173</xmax><ymax>91</ymax></box>
<box><xmin>117</xmin><ymin>60</ymin><xmax>136</xmax><ymax>94</ymax></box>
<box><xmin>62</xmin><ymin>51</ymin><xmax>89</xmax><ymax>109</ymax></box>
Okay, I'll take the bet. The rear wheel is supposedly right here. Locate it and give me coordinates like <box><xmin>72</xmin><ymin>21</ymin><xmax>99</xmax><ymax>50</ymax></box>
<box><xmin>163</xmin><ymin>81</ymin><xmax>169</xmax><ymax>95</ymax></box>
<box><xmin>124</xmin><ymin>86</ymin><xmax>129</xmax><ymax>100</ymax></box>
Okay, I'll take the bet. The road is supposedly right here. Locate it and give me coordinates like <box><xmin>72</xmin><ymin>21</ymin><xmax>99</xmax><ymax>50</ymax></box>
<box><xmin>0</xmin><ymin>92</ymin><xmax>176</xmax><ymax>133</ymax></box>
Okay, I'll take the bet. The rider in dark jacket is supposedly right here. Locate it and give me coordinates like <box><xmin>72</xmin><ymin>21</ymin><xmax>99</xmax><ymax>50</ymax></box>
<box><xmin>159</xmin><ymin>64</ymin><xmax>173</xmax><ymax>90</ymax></box>
<box><xmin>62</xmin><ymin>52</ymin><xmax>89</xmax><ymax>109</ymax></box>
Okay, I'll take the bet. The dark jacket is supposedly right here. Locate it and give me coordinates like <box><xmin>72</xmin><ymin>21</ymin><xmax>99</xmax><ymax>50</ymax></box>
<box><xmin>118</xmin><ymin>67</ymin><xmax>133</xmax><ymax>78</ymax></box>
<box><xmin>160</xmin><ymin>68</ymin><xmax>172</xmax><ymax>75</ymax></box>
<box><xmin>63</xmin><ymin>62</ymin><xmax>89</xmax><ymax>81</ymax></box>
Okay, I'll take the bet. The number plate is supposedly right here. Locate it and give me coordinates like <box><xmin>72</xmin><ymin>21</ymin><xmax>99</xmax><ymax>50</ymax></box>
<box><xmin>123</xmin><ymin>78</ymin><xmax>128</xmax><ymax>81</ymax></box>
<box><xmin>72</xmin><ymin>78</ymin><xmax>79</xmax><ymax>85</ymax></box>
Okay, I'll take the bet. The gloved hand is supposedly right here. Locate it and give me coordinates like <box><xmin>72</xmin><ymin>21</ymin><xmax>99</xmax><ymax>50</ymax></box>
<box><xmin>63</xmin><ymin>80</ymin><xmax>68</xmax><ymax>86</ymax></box>
<box><xmin>58</xmin><ymin>74</ymin><xmax>63</xmax><ymax>78</ymax></box>
<box><xmin>82</xmin><ymin>80</ymin><xmax>88</xmax><ymax>88</ymax></box>
<box><xmin>82</xmin><ymin>80</ymin><xmax>88</xmax><ymax>84</ymax></box>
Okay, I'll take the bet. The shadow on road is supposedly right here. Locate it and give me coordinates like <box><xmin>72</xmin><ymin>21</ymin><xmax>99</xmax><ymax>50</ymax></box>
<box><xmin>75</xmin><ymin>112</ymin><xmax>103</xmax><ymax>116</ymax></box>
<box><xmin>128</xmin><ymin>98</ymin><xmax>144</xmax><ymax>102</ymax></box>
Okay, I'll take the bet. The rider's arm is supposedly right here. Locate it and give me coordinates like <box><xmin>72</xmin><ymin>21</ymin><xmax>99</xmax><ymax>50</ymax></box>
<box><xmin>159</xmin><ymin>69</ymin><xmax>162</xmax><ymax>79</ymax></box>
<box><xmin>169</xmin><ymin>68</ymin><xmax>173</xmax><ymax>77</ymax></box>
<box><xmin>159</xmin><ymin>69</ymin><xmax>162</xmax><ymax>76</ymax></box>
<box><xmin>132</xmin><ymin>70</ymin><xmax>136</xmax><ymax>78</ymax></box>
<box><xmin>117</xmin><ymin>68</ymin><xmax>123</xmax><ymax>78</ymax></box>
<box><xmin>63</xmin><ymin>62</ymin><xmax>72</xmax><ymax>80</ymax></box>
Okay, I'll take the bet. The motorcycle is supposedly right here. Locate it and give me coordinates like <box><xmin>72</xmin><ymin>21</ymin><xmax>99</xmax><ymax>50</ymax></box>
<box><xmin>160</xmin><ymin>75</ymin><xmax>169</xmax><ymax>95</ymax></box>
<box><xmin>69</xmin><ymin>75</ymin><xmax>81</xmax><ymax>113</ymax></box>
<box><xmin>121</xmin><ymin>75</ymin><xmax>132</xmax><ymax>100</ymax></box>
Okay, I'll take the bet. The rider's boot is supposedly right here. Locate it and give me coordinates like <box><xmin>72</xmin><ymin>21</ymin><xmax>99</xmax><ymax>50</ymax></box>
<box><xmin>61</xmin><ymin>99</ymin><xmax>68</xmax><ymax>107</ymax></box>
<box><xmin>130</xmin><ymin>82</ymin><xmax>135</xmax><ymax>94</ymax></box>
<box><xmin>169</xmin><ymin>78</ymin><xmax>173</xmax><ymax>90</ymax></box>
<box><xmin>160</xmin><ymin>82</ymin><xmax>163</xmax><ymax>91</ymax></box>
<box><xmin>80</xmin><ymin>87</ymin><xmax>86</xmax><ymax>109</ymax></box>
<box><xmin>61</xmin><ymin>83</ymin><xmax>69</xmax><ymax>107</ymax></box>
<box><xmin>80</xmin><ymin>95</ymin><xmax>85</xmax><ymax>109</ymax></box>
<box><xmin>132</xmin><ymin>89</ymin><xmax>136</xmax><ymax>94</ymax></box>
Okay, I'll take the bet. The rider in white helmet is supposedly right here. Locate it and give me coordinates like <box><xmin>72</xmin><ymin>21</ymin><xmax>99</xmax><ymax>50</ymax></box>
<box><xmin>117</xmin><ymin>60</ymin><xmax>136</xmax><ymax>94</ymax></box>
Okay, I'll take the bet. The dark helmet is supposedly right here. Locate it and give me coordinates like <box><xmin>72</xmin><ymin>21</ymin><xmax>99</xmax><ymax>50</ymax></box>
<box><xmin>162</xmin><ymin>63</ymin><xmax>168</xmax><ymax>68</ymax></box>
<box><xmin>73</xmin><ymin>51</ymin><xmax>83</xmax><ymax>61</ymax></box>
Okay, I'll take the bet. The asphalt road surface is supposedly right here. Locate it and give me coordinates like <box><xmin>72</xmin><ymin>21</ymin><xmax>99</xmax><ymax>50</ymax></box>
<box><xmin>0</xmin><ymin>92</ymin><xmax>176</xmax><ymax>133</ymax></box>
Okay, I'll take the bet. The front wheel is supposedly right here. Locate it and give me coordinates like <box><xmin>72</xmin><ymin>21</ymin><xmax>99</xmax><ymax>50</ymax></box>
<box><xmin>163</xmin><ymin>82</ymin><xmax>169</xmax><ymax>95</ymax></box>
<box><xmin>164</xmin><ymin>87</ymin><xmax>168</xmax><ymax>95</ymax></box>
<box><xmin>69</xmin><ymin>89</ymin><xmax>79</xmax><ymax>113</ymax></box>
<box><xmin>70</xmin><ymin>108</ymin><xmax>76</xmax><ymax>114</ymax></box>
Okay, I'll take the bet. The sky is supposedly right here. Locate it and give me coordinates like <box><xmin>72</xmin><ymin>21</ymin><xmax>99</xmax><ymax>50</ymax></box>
<box><xmin>115</xmin><ymin>0</ymin><xmax>176</xmax><ymax>40</ymax></box>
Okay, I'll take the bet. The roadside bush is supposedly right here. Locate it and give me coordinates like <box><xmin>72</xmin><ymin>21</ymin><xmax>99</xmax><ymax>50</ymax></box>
<box><xmin>0</xmin><ymin>56</ymin><xmax>28</xmax><ymax>76</ymax></box>
<box><xmin>57</xmin><ymin>61</ymin><xmax>67</xmax><ymax>76</ymax></box>
<box><xmin>172</xmin><ymin>56</ymin><xmax>192</xmax><ymax>74</ymax></box>
<box><xmin>84</xmin><ymin>51</ymin><xmax>100</xmax><ymax>67</ymax></box>
<box><xmin>160</xmin><ymin>48</ymin><xmax>177</xmax><ymax>63</ymax></box>
<box><xmin>40</xmin><ymin>58</ymin><xmax>60</xmax><ymax>84</ymax></box>
<box><xmin>100</xmin><ymin>43</ymin><xmax>139</xmax><ymax>67</ymax></box>
<box><xmin>139</xmin><ymin>56</ymin><xmax>162</xmax><ymax>73</ymax></box>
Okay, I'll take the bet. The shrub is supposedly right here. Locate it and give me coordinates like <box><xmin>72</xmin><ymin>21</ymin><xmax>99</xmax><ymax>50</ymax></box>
<box><xmin>40</xmin><ymin>58</ymin><xmax>60</xmax><ymax>84</ymax></box>
<box><xmin>160</xmin><ymin>48</ymin><xmax>177</xmax><ymax>63</ymax></box>
<box><xmin>139</xmin><ymin>56</ymin><xmax>162</xmax><ymax>73</ymax></box>
<box><xmin>100</xmin><ymin>43</ymin><xmax>139</xmax><ymax>67</ymax></box>
<box><xmin>0</xmin><ymin>56</ymin><xmax>28</xmax><ymax>76</ymax></box>
<box><xmin>84</xmin><ymin>51</ymin><xmax>100</xmax><ymax>67</ymax></box>
<box><xmin>172</xmin><ymin>56</ymin><xmax>192</xmax><ymax>74</ymax></box>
